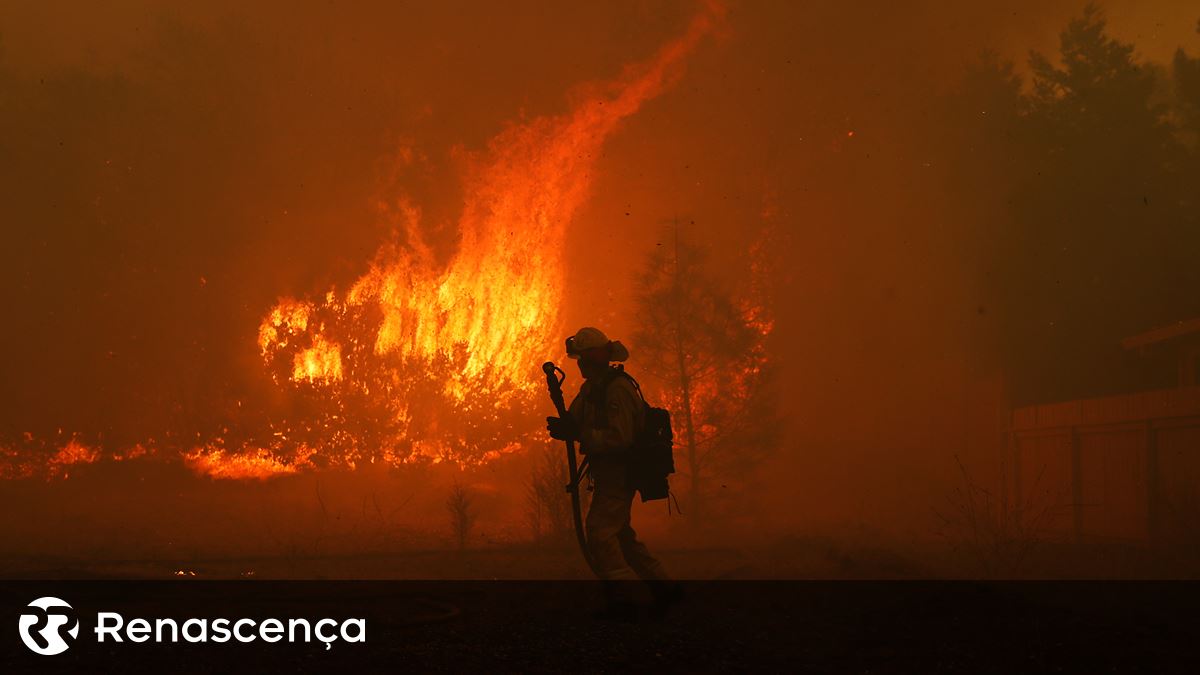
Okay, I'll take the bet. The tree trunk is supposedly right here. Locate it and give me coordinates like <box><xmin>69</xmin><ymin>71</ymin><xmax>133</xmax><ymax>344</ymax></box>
<box><xmin>677</xmin><ymin>341</ymin><xmax>700</xmax><ymax>516</ymax></box>
<box><xmin>672</xmin><ymin>222</ymin><xmax>702</xmax><ymax>516</ymax></box>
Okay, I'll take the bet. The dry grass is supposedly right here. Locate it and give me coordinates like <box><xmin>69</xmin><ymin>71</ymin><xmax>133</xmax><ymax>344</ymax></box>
<box><xmin>934</xmin><ymin>454</ymin><xmax>1054</xmax><ymax>577</ymax></box>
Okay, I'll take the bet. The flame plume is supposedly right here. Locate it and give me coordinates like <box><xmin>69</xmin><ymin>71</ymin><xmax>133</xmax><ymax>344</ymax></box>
<box><xmin>245</xmin><ymin>4</ymin><xmax>725</xmax><ymax>471</ymax></box>
<box><xmin>0</xmin><ymin>3</ymin><xmax>724</xmax><ymax>481</ymax></box>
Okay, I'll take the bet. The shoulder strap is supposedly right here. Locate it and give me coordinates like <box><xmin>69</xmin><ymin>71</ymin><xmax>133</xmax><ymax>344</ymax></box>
<box><xmin>587</xmin><ymin>366</ymin><xmax>649</xmax><ymax>428</ymax></box>
<box><xmin>604</xmin><ymin>365</ymin><xmax>649</xmax><ymax>410</ymax></box>
<box><xmin>613</xmin><ymin>368</ymin><xmax>647</xmax><ymax>405</ymax></box>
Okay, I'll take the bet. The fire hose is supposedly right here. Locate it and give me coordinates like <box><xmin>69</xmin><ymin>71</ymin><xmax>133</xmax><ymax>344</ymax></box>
<box><xmin>542</xmin><ymin>361</ymin><xmax>602</xmax><ymax>577</ymax></box>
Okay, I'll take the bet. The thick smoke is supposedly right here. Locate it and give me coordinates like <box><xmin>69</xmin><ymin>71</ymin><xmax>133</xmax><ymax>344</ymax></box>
<box><xmin>1</xmin><ymin>1</ymin><xmax>1197</xmax><ymax>575</ymax></box>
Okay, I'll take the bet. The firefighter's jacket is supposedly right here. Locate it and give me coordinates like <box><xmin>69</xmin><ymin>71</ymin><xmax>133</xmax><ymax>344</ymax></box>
<box><xmin>567</xmin><ymin>371</ymin><xmax>645</xmax><ymax>457</ymax></box>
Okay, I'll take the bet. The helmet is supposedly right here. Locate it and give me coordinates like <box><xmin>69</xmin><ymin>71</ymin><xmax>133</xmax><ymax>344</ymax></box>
<box><xmin>565</xmin><ymin>326</ymin><xmax>629</xmax><ymax>362</ymax></box>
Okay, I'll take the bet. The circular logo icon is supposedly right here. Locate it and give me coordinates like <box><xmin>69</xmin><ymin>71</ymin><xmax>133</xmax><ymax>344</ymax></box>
<box><xmin>18</xmin><ymin>597</ymin><xmax>79</xmax><ymax>656</ymax></box>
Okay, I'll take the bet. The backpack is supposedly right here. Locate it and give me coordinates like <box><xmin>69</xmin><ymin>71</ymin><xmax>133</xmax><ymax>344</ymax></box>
<box><xmin>591</xmin><ymin>365</ymin><xmax>675</xmax><ymax>502</ymax></box>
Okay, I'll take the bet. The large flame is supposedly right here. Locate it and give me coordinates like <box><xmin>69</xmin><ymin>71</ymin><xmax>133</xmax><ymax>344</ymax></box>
<box><xmin>0</xmin><ymin>3</ymin><xmax>724</xmax><ymax>481</ymax></box>
<box><xmin>236</xmin><ymin>3</ymin><xmax>727</xmax><ymax>470</ymax></box>
<box><xmin>273</xmin><ymin>3</ymin><xmax>720</xmax><ymax>389</ymax></box>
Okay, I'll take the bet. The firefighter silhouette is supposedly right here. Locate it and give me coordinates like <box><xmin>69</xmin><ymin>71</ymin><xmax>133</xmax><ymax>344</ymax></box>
<box><xmin>546</xmin><ymin>327</ymin><xmax>682</xmax><ymax>617</ymax></box>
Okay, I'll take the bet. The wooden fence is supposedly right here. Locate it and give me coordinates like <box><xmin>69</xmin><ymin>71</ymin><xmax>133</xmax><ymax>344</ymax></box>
<box><xmin>1008</xmin><ymin>386</ymin><xmax>1200</xmax><ymax>541</ymax></box>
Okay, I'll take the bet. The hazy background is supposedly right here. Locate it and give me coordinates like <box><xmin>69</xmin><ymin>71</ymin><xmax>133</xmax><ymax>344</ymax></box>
<box><xmin>2</xmin><ymin>1</ymin><xmax>1199</xmax><ymax>574</ymax></box>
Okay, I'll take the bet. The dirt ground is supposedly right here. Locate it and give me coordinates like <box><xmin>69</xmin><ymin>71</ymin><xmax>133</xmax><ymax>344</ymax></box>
<box><xmin>2</xmin><ymin>536</ymin><xmax>1196</xmax><ymax>582</ymax></box>
<box><xmin>3</xmin><ymin>467</ymin><xmax>1199</xmax><ymax>672</ymax></box>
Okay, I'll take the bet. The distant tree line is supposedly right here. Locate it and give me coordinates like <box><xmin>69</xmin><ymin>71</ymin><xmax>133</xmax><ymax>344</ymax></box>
<box><xmin>939</xmin><ymin>5</ymin><xmax>1200</xmax><ymax>404</ymax></box>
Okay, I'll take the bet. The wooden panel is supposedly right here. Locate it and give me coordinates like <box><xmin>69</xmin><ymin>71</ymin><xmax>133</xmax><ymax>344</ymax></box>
<box><xmin>1155</xmin><ymin>424</ymin><xmax>1200</xmax><ymax>537</ymax></box>
<box><xmin>1008</xmin><ymin>388</ymin><xmax>1200</xmax><ymax>542</ymax></box>
<box><xmin>1015</xmin><ymin>432</ymin><xmax>1073</xmax><ymax>534</ymax></box>
<box><xmin>1012</xmin><ymin>386</ymin><xmax>1200</xmax><ymax>431</ymax></box>
<box><xmin>1012</xmin><ymin>407</ymin><xmax>1038</xmax><ymax>430</ymax></box>
<box><xmin>1038</xmin><ymin>401</ymin><xmax>1082</xmax><ymax>429</ymax></box>
<box><xmin>1080</xmin><ymin>395</ymin><xmax>1137</xmax><ymax>426</ymax></box>
<box><xmin>1077</xmin><ymin>429</ymin><xmax>1147</xmax><ymax>540</ymax></box>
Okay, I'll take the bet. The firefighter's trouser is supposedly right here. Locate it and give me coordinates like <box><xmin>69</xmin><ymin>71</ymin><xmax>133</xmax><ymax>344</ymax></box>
<box><xmin>585</xmin><ymin>459</ymin><xmax>669</xmax><ymax>582</ymax></box>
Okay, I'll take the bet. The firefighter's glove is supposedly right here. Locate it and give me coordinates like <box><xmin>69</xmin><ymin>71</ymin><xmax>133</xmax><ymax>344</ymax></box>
<box><xmin>546</xmin><ymin>416</ymin><xmax>580</xmax><ymax>442</ymax></box>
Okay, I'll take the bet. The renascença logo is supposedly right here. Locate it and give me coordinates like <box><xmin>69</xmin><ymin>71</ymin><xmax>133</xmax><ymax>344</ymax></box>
<box><xmin>17</xmin><ymin>596</ymin><xmax>366</xmax><ymax>655</ymax></box>
<box><xmin>18</xmin><ymin>597</ymin><xmax>80</xmax><ymax>656</ymax></box>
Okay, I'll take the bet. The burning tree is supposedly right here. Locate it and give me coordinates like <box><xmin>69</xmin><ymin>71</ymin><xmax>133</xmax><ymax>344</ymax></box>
<box><xmin>633</xmin><ymin>224</ymin><xmax>778</xmax><ymax>518</ymax></box>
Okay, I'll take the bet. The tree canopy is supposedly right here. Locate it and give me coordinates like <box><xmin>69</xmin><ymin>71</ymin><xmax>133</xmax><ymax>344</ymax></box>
<box><xmin>941</xmin><ymin>5</ymin><xmax>1200</xmax><ymax>405</ymax></box>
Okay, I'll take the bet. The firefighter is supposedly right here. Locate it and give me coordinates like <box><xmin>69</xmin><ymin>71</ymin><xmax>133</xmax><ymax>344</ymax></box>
<box><xmin>545</xmin><ymin>326</ymin><xmax>680</xmax><ymax>616</ymax></box>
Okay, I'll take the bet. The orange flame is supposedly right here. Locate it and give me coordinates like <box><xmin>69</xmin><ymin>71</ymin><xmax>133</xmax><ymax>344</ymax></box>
<box><xmin>1</xmin><ymin>3</ymin><xmax>726</xmax><ymax>481</ymax></box>
<box><xmin>292</xmin><ymin>335</ymin><xmax>344</xmax><ymax>383</ymax></box>
<box><xmin>183</xmin><ymin>443</ymin><xmax>316</xmax><ymax>480</ymax></box>
<box><xmin>258</xmin><ymin>299</ymin><xmax>313</xmax><ymax>358</ymax></box>
<box><xmin>253</xmin><ymin>4</ymin><xmax>725</xmax><ymax>468</ymax></box>
<box><xmin>47</xmin><ymin>438</ymin><xmax>99</xmax><ymax>479</ymax></box>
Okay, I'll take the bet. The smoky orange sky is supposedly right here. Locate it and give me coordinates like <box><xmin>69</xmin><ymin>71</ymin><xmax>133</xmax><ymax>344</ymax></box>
<box><xmin>2</xmin><ymin>1</ymin><xmax>1199</xmax><ymax>539</ymax></box>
